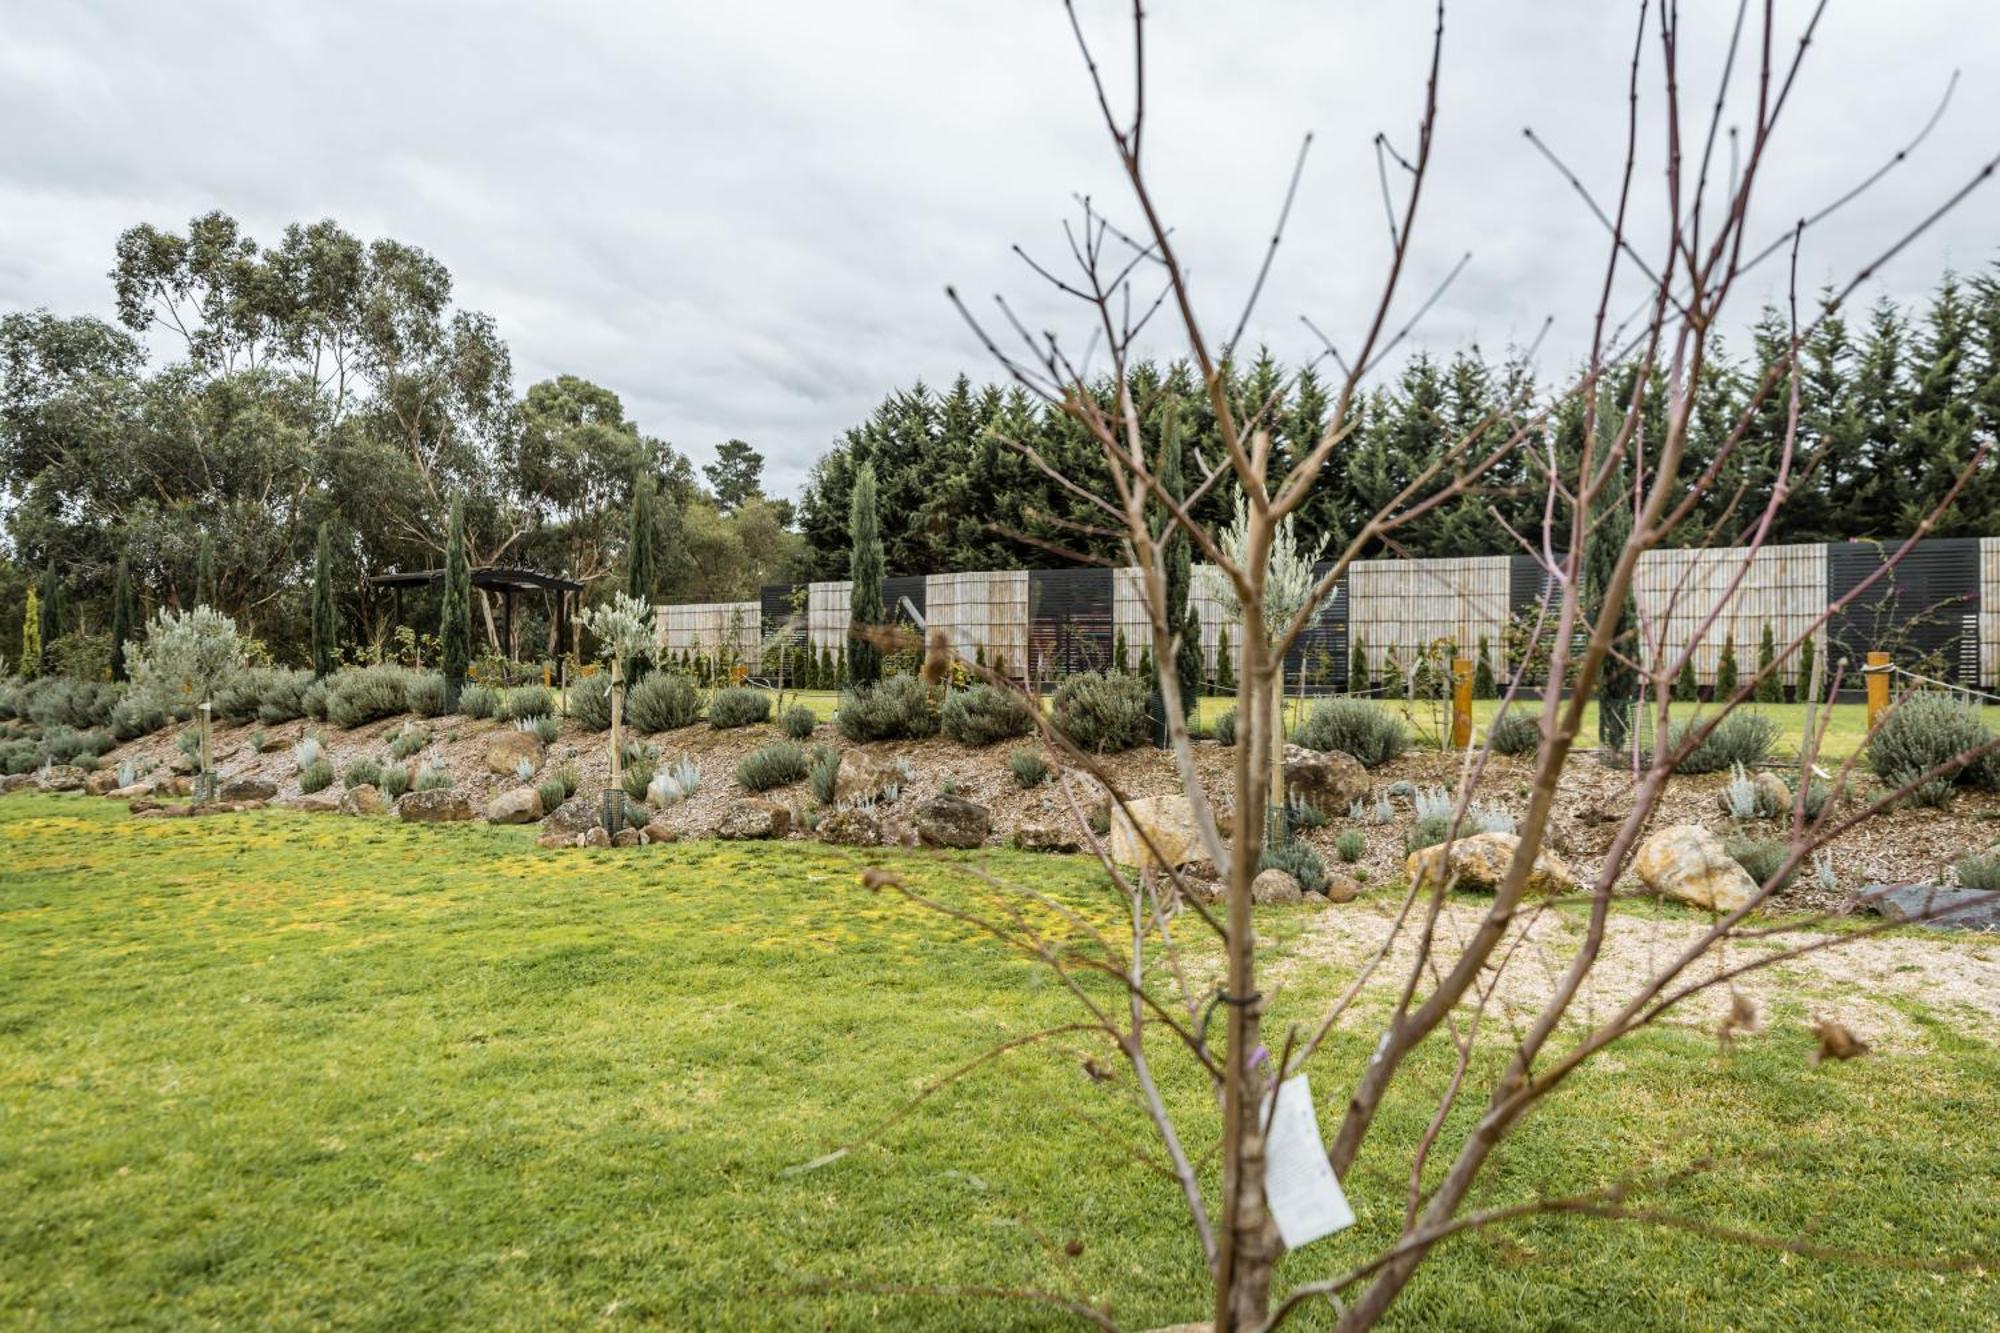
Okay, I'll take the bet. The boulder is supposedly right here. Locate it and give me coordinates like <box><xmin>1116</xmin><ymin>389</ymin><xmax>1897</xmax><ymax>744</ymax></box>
<box><xmin>164</xmin><ymin>776</ymin><xmax>196</xmax><ymax>797</ymax></box>
<box><xmin>484</xmin><ymin>786</ymin><xmax>545</xmax><ymax>825</ymax></box>
<box><xmin>168</xmin><ymin>754</ymin><xmax>196</xmax><ymax>776</ymax></box>
<box><xmin>484</xmin><ymin>729</ymin><xmax>544</xmax><ymax>777</ymax></box>
<box><xmin>834</xmin><ymin>750</ymin><xmax>903</xmax><ymax>803</ymax></box>
<box><xmin>914</xmin><ymin>794</ymin><xmax>990</xmax><ymax>849</ymax></box>
<box><xmin>1013</xmin><ymin>816</ymin><xmax>1082</xmax><ymax>854</ymax></box>
<box><xmin>536</xmin><ymin>830</ymin><xmax>573</xmax><ymax>849</ymax></box>
<box><xmin>218</xmin><ymin>777</ymin><xmax>277</xmax><ymax>803</ymax></box>
<box><xmin>1754</xmin><ymin>771</ymin><xmax>1792</xmax><ymax>816</ymax></box>
<box><xmin>1109</xmin><ymin>795</ymin><xmax>1205</xmax><ymax>870</ymax></box>
<box><xmin>580</xmin><ymin>825</ymin><xmax>611</xmax><ymax>848</ymax></box>
<box><xmin>716</xmin><ymin>799</ymin><xmax>790</xmax><ymax>840</ymax></box>
<box><xmin>1282</xmin><ymin>744</ymin><xmax>1371</xmax><ymax>811</ymax></box>
<box><xmin>254</xmin><ymin>732</ymin><xmax>289</xmax><ymax>753</ymax></box>
<box><xmin>396</xmin><ymin>788</ymin><xmax>475</xmax><ymax>823</ymax></box>
<box><xmin>1</xmin><ymin>773</ymin><xmax>37</xmax><ymax>794</ymax></box>
<box><xmin>1863</xmin><ymin>883</ymin><xmax>2000</xmax><ymax>932</ymax></box>
<box><xmin>287</xmin><ymin>795</ymin><xmax>342</xmax><ymax>813</ymax></box>
<box><xmin>1324</xmin><ymin>871</ymin><xmax>1364</xmax><ymax>904</ymax></box>
<box><xmin>107</xmin><ymin>782</ymin><xmax>154</xmax><ymax>801</ymax></box>
<box><xmin>1407</xmin><ymin>831</ymin><xmax>1578</xmax><ymax>897</ymax></box>
<box><xmin>36</xmin><ymin>765</ymin><xmax>87</xmax><ymax>792</ymax></box>
<box><xmin>83</xmin><ymin>769</ymin><xmax>120</xmax><ymax>796</ymax></box>
<box><xmin>133</xmin><ymin>802</ymin><xmax>194</xmax><ymax>818</ymax></box>
<box><xmin>542</xmin><ymin>794</ymin><xmax>603</xmax><ymax>838</ymax></box>
<box><xmin>818</xmin><ymin>805</ymin><xmax>883</xmax><ymax>846</ymax></box>
<box><xmin>1251</xmin><ymin>868</ymin><xmax>1303</xmax><ymax>904</ymax></box>
<box><xmin>339</xmin><ymin>784</ymin><xmax>387</xmax><ymax>817</ymax></box>
<box><xmin>612</xmin><ymin>827</ymin><xmax>642</xmax><ymax>847</ymax></box>
<box><xmin>640</xmin><ymin>820</ymin><xmax>679</xmax><ymax>845</ymax></box>
<box><xmin>1633</xmin><ymin>824</ymin><xmax>1757</xmax><ymax>913</ymax></box>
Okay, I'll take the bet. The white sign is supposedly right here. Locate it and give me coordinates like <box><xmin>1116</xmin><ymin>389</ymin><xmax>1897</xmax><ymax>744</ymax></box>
<box><xmin>1263</xmin><ymin>1074</ymin><xmax>1355</xmax><ymax>1250</ymax></box>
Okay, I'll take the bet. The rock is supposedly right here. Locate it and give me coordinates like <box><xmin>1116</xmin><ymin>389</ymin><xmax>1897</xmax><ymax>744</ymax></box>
<box><xmin>1633</xmin><ymin>824</ymin><xmax>1757</xmax><ymax>913</ymax></box>
<box><xmin>484</xmin><ymin>729</ymin><xmax>544</xmax><ymax>776</ymax></box>
<box><xmin>580</xmin><ymin>825</ymin><xmax>611</xmax><ymax>848</ymax></box>
<box><xmin>1282</xmin><ymin>745</ymin><xmax>1371</xmax><ymax>811</ymax></box>
<box><xmin>1407</xmin><ymin>831</ymin><xmax>1578</xmax><ymax>897</ymax></box>
<box><xmin>1324</xmin><ymin>871</ymin><xmax>1363</xmax><ymax>904</ymax></box>
<box><xmin>1754</xmin><ymin>771</ymin><xmax>1792</xmax><ymax>816</ymax></box>
<box><xmin>818</xmin><ymin>805</ymin><xmax>883</xmax><ymax>846</ymax></box>
<box><xmin>914</xmin><ymin>794</ymin><xmax>991</xmax><ymax>849</ymax></box>
<box><xmin>834</xmin><ymin>750</ymin><xmax>903</xmax><ymax>803</ymax></box>
<box><xmin>339</xmin><ymin>784</ymin><xmax>387</xmax><ymax>817</ymax></box>
<box><xmin>133</xmin><ymin>802</ymin><xmax>195</xmax><ymax>818</ymax></box>
<box><xmin>36</xmin><ymin>765</ymin><xmax>87</xmax><ymax>792</ymax></box>
<box><xmin>612</xmin><ymin>827</ymin><xmax>642</xmax><ymax>847</ymax></box>
<box><xmin>168</xmin><ymin>754</ymin><xmax>196</xmax><ymax>776</ymax></box>
<box><xmin>83</xmin><ymin>769</ymin><xmax>120</xmax><ymax>796</ymax></box>
<box><xmin>1013</xmin><ymin>816</ymin><xmax>1082</xmax><ymax>854</ymax></box>
<box><xmin>395</xmin><ymin>787</ymin><xmax>475</xmax><ymax>823</ymax></box>
<box><xmin>165</xmin><ymin>776</ymin><xmax>196</xmax><ymax>796</ymax></box>
<box><xmin>536</xmin><ymin>830</ymin><xmax>572</xmax><ymax>849</ymax></box>
<box><xmin>1</xmin><ymin>773</ymin><xmax>37</xmax><ymax>794</ymax></box>
<box><xmin>1862</xmin><ymin>883</ymin><xmax>2000</xmax><ymax>932</ymax></box>
<box><xmin>107</xmin><ymin>782</ymin><xmax>154</xmax><ymax>801</ymax></box>
<box><xmin>1251</xmin><ymin>868</ymin><xmax>1303</xmax><ymax>904</ymax></box>
<box><xmin>287</xmin><ymin>795</ymin><xmax>342</xmax><ymax>813</ymax></box>
<box><xmin>218</xmin><ymin>777</ymin><xmax>277</xmax><ymax>803</ymax></box>
<box><xmin>254</xmin><ymin>732</ymin><xmax>288</xmax><ymax>753</ymax></box>
<box><xmin>542</xmin><ymin>794</ymin><xmax>603</xmax><ymax>838</ymax></box>
<box><xmin>716</xmin><ymin>798</ymin><xmax>790</xmax><ymax>840</ymax></box>
<box><xmin>1109</xmin><ymin>795</ymin><xmax>1205</xmax><ymax>870</ymax></box>
<box><xmin>640</xmin><ymin>820</ymin><xmax>679</xmax><ymax>845</ymax></box>
<box><xmin>484</xmin><ymin>786</ymin><xmax>545</xmax><ymax>825</ymax></box>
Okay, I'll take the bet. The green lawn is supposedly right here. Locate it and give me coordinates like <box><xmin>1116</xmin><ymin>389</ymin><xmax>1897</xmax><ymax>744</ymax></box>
<box><xmin>2</xmin><ymin>795</ymin><xmax>1995</xmax><ymax>1329</ymax></box>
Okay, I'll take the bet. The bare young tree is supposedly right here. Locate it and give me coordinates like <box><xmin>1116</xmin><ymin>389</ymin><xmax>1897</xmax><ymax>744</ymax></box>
<box><xmin>814</xmin><ymin>3</ymin><xmax>2000</xmax><ymax>1328</ymax></box>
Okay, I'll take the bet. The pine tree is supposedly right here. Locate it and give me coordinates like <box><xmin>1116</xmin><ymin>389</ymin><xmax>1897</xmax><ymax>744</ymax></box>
<box><xmin>1114</xmin><ymin>629</ymin><xmax>1131</xmax><ymax>675</ymax></box>
<box><xmin>1754</xmin><ymin>622</ymin><xmax>1782</xmax><ymax>703</ymax></box>
<box><xmin>1797</xmin><ymin>633</ymin><xmax>1817</xmax><ymax>706</ymax></box>
<box><xmin>311</xmin><ymin>524</ymin><xmax>337</xmax><ymax>679</ymax></box>
<box><xmin>1215</xmin><ymin>625</ymin><xmax>1236</xmax><ymax>694</ymax></box>
<box><xmin>440</xmin><ymin>497</ymin><xmax>472</xmax><ymax>708</ymax></box>
<box><xmin>109</xmin><ymin>556</ymin><xmax>134</xmax><ymax>683</ymax></box>
<box><xmin>1716</xmin><ymin>633</ymin><xmax>1739</xmax><ymax>697</ymax></box>
<box><xmin>1849</xmin><ymin>300</ymin><xmax>1911</xmax><ymax>536</ymax></box>
<box><xmin>1901</xmin><ymin>277</ymin><xmax>1979</xmax><ymax>536</ymax></box>
<box><xmin>627</xmin><ymin>470</ymin><xmax>657</xmax><ymax>603</ymax></box>
<box><xmin>1472</xmin><ymin>635</ymin><xmax>1496</xmax><ymax>700</ymax></box>
<box><xmin>20</xmin><ymin>589</ymin><xmax>40</xmax><ymax>680</ymax></box>
<box><xmin>194</xmin><ymin>533</ymin><xmax>216</xmax><ymax>608</ymax></box>
<box><xmin>848</xmin><ymin>463</ymin><xmax>885</xmax><ymax>687</ymax></box>
<box><xmin>37</xmin><ymin>562</ymin><xmax>59</xmax><ymax>675</ymax></box>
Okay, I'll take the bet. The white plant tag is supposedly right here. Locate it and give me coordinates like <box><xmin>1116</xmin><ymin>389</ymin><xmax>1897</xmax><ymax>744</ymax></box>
<box><xmin>1263</xmin><ymin>1074</ymin><xmax>1355</xmax><ymax>1250</ymax></box>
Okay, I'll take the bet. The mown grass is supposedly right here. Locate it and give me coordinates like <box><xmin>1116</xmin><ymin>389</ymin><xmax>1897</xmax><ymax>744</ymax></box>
<box><xmin>2</xmin><ymin>794</ymin><xmax>1995</xmax><ymax>1330</ymax></box>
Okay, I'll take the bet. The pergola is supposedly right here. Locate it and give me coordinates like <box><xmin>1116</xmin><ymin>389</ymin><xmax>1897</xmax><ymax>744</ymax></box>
<box><xmin>368</xmin><ymin>566</ymin><xmax>586</xmax><ymax>675</ymax></box>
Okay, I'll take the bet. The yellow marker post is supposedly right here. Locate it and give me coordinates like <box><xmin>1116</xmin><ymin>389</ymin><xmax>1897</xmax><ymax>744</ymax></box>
<box><xmin>1865</xmin><ymin>651</ymin><xmax>1890</xmax><ymax>731</ymax></box>
<box><xmin>1451</xmin><ymin>656</ymin><xmax>1473</xmax><ymax>748</ymax></box>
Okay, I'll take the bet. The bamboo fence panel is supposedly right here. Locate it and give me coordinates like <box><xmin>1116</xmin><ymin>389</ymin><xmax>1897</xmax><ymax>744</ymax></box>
<box><xmin>657</xmin><ymin>601</ymin><xmax>760</xmax><ymax>662</ymax></box>
<box><xmin>925</xmin><ymin>571</ymin><xmax>1029</xmax><ymax>676</ymax></box>
<box><xmin>806</xmin><ymin>581</ymin><xmax>853</xmax><ymax>657</ymax></box>
<box><xmin>1632</xmin><ymin>544</ymin><xmax>1824</xmax><ymax>684</ymax></box>
<box><xmin>1111</xmin><ymin>567</ymin><xmax>1153</xmax><ymax>665</ymax></box>
<box><xmin>1981</xmin><ymin>539</ymin><xmax>2000</xmax><ymax>687</ymax></box>
<box><xmin>1346</xmin><ymin>556</ymin><xmax>1510</xmax><ymax>678</ymax></box>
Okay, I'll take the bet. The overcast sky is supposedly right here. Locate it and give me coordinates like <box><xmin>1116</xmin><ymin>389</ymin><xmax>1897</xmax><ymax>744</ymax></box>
<box><xmin>4</xmin><ymin>1</ymin><xmax>1996</xmax><ymax>499</ymax></box>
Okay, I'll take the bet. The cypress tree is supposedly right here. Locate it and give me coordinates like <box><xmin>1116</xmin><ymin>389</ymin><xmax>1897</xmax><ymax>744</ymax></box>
<box><xmin>1797</xmin><ymin>633</ymin><xmax>1817</xmax><ymax>706</ymax></box>
<box><xmin>20</xmin><ymin>588</ymin><xmax>40</xmax><ymax>680</ymax></box>
<box><xmin>195</xmin><ymin>533</ymin><xmax>216</xmax><ymax>608</ymax></box>
<box><xmin>440</xmin><ymin>497</ymin><xmax>472</xmax><ymax>708</ymax></box>
<box><xmin>37</xmin><ymin>562</ymin><xmax>59</xmax><ymax>675</ymax></box>
<box><xmin>311</xmin><ymin>524</ymin><xmax>337</xmax><ymax>679</ymax></box>
<box><xmin>1716</xmin><ymin>633</ymin><xmax>1739</xmax><ymax>697</ymax></box>
<box><xmin>1216</xmin><ymin>625</ymin><xmax>1236</xmax><ymax>694</ymax></box>
<box><xmin>109</xmin><ymin>556</ymin><xmax>134</xmax><ymax>683</ymax></box>
<box><xmin>1114</xmin><ymin>628</ymin><xmax>1131</xmax><ymax>675</ymax></box>
<box><xmin>1674</xmin><ymin>656</ymin><xmax>1699</xmax><ymax>703</ymax></box>
<box><xmin>627</xmin><ymin>470</ymin><xmax>657</xmax><ymax>603</ymax></box>
<box><xmin>848</xmin><ymin>463</ymin><xmax>884</xmax><ymax>687</ymax></box>
<box><xmin>1349</xmin><ymin>634</ymin><xmax>1368</xmax><ymax>696</ymax></box>
<box><xmin>1584</xmin><ymin>387</ymin><xmax>1638</xmax><ymax>751</ymax></box>
<box><xmin>1754</xmin><ymin>622</ymin><xmax>1783</xmax><ymax>703</ymax></box>
<box><xmin>1472</xmin><ymin>634</ymin><xmax>1496</xmax><ymax>700</ymax></box>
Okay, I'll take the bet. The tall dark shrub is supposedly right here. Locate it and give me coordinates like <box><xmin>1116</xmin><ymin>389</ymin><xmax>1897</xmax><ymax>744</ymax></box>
<box><xmin>37</xmin><ymin>562</ymin><xmax>58</xmax><ymax>675</ymax></box>
<box><xmin>440</xmin><ymin>497</ymin><xmax>472</xmax><ymax>708</ymax></box>
<box><xmin>195</xmin><ymin>532</ymin><xmax>216</xmax><ymax>607</ymax></box>
<box><xmin>848</xmin><ymin>462</ymin><xmax>884</xmax><ymax>687</ymax></box>
<box><xmin>109</xmin><ymin>556</ymin><xmax>134</xmax><ymax>682</ymax></box>
<box><xmin>311</xmin><ymin>522</ymin><xmax>337</xmax><ymax>680</ymax></box>
<box><xmin>1158</xmin><ymin>398</ymin><xmax>1202</xmax><ymax>724</ymax></box>
<box><xmin>626</xmin><ymin>471</ymin><xmax>657</xmax><ymax>681</ymax></box>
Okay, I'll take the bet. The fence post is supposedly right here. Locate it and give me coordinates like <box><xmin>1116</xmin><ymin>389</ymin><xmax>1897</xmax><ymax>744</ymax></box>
<box><xmin>1865</xmin><ymin>650</ymin><xmax>1890</xmax><ymax>731</ymax></box>
<box><xmin>1451</xmin><ymin>656</ymin><xmax>1473</xmax><ymax>749</ymax></box>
